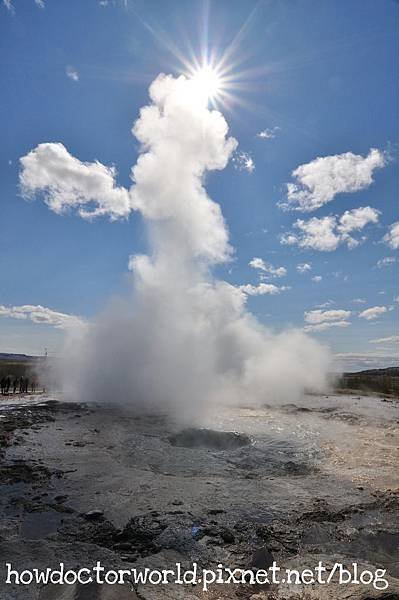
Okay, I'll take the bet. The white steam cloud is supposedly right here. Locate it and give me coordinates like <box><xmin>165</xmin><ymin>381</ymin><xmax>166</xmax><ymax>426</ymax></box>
<box><xmin>21</xmin><ymin>73</ymin><xmax>331</xmax><ymax>413</ymax></box>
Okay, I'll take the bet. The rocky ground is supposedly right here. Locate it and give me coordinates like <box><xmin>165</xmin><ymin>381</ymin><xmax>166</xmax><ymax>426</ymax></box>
<box><xmin>0</xmin><ymin>393</ymin><xmax>398</xmax><ymax>599</ymax></box>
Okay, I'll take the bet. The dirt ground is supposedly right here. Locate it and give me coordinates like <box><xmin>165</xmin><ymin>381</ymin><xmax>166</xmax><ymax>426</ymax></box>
<box><xmin>0</xmin><ymin>393</ymin><xmax>398</xmax><ymax>599</ymax></box>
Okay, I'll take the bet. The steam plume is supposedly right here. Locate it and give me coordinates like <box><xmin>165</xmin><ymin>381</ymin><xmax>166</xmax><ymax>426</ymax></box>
<box><xmin>38</xmin><ymin>74</ymin><xmax>331</xmax><ymax>413</ymax></box>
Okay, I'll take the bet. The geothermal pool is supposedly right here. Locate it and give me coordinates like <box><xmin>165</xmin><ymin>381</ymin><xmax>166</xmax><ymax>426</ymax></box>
<box><xmin>0</xmin><ymin>393</ymin><xmax>398</xmax><ymax>599</ymax></box>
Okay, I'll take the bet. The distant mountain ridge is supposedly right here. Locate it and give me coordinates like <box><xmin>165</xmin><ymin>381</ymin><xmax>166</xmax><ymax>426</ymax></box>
<box><xmin>339</xmin><ymin>366</ymin><xmax>399</xmax><ymax>397</ymax></box>
<box><xmin>344</xmin><ymin>367</ymin><xmax>399</xmax><ymax>377</ymax></box>
<box><xmin>0</xmin><ymin>353</ymin><xmax>39</xmax><ymax>361</ymax></box>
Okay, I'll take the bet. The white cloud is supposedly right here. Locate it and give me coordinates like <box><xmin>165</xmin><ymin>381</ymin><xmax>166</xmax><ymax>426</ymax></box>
<box><xmin>383</xmin><ymin>222</ymin><xmax>399</xmax><ymax>250</ymax></box>
<box><xmin>358</xmin><ymin>306</ymin><xmax>388</xmax><ymax>320</ymax></box>
<box><xmin>377</xmin><ymin>256</ymin><xmax>397</xmax><ymax>268</ymax></box>
<box><xmin>370</xmin><ymin>335</ymin><xmax>399</xmax><ymax>344</ymax></box>
<box><xmin>35</xmin><ymin>0</ymin><xmax>45</xmax><ymax>7</ymax></box>
<box><xmin>239</xmin><ymin>283</ymin><xmax>289</xmax><ymax>296</ymax></box>
<box><xmin>304</xmin><ymin>320</ymin><xmax>350</xmax><ymax>333</ymax></box>
<box><xmin>305</xmin><ymin>309</ymin><xmax>351</xmax><ymax>325</ymax></box>
<box><xmin>249</xmin><ymin>257</ymin><xmax>287</xmax><ymax>278</ymax></box>
<box><xmin>0</xmin><ymin>304</ymin><xmax>85</xmax><ymax>330</ymax></box>
<box><xmin>281</xmin><ymin>148</ymin><xmax>386</xmax><ymax>212</ymax></box>
<box><xmin>249</xmin><ymin>257</ymin><xmax>267</xmax><ymax>270</ymax></box>
<box><xmin>280</xmin><ymin>206</ymin><xmax>380</xmax><ymax>251</ymax></box>
<box><xmin>312</xmin><ymin>275</ymin><xmax>322</xmax><ymax>282</ymax></box>
<box><xmin>66</xmin><ymin>66</ymin><xmax>79</xmax><ymax>82</ymax></box>
<box><xmin>296</xmin><ymin>262</ymin><xmax>312</xmax><ymax>274</ymax></box>
<box><xmin>304</xmin><ymin>308</ymin><xmax>351</xmax><ymax>333</ymax></box>
<box><xmin>233</xmin><ymin>151</ymin><xmax>255</xmax><ymax>173</ymax></box>
<box><xmin>352</xmin><ymin>298</ymin><xmax>366</xmax><ymax>304</ymax></box>
<box><xmin>256</xmin><ymin>127</ymin><xmax>279</xmax><ymax>140</ymax></box>
<box><xmin>337</xmin><ymin>206</ymin><xmax>380</xmax><ymax>235</ymax></box>
<box><xmin>335</xmin><ymin>351</ymin><xmax>399</xmax><ymax>371</ymax></box>
<box><xmin>19</xmin><ymin>143</ymin><xmax>131</xmax><ymax>220</ymax></box>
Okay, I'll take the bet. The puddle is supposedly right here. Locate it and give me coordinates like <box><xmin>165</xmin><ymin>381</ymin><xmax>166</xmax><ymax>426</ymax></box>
<box><xmin>168</xmin><ymin>428</ymin><xmax>252</xmax><ymax>450</ymax></box>
<box><xmin>21</xmin><ymin>509</ymin><xmax>66</xmax><ymax>540</ymax></box>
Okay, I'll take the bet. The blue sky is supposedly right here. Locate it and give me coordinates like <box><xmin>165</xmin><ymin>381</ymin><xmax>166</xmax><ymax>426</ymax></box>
<box><xmin>0</xmin><ymin>0</ymin><xmax>398</xmax><ymax>370</ymax></box>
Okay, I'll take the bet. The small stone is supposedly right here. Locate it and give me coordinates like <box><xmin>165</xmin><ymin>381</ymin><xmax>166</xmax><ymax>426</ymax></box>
<box><xmin>120</xmin><ymin>554</ymin><xmax>138</xmax><ymax>562</ymax></box>
<box><xmin>54</xmin><ymin>495</ymin><xmax>68</xmax><ymax>503</ymax></box>
<box><xmin>83</xmin><ymin>509</ymin><xmax>104</xmax><ymax>521</ymax></box>
<box><xmin>220</xmin><ymin>528</ymin><xmax>235</xmax><ymax>544</ymax></box>
<box><xmin>113</xmin><ymin>542</ymin><xmax>132</xmax><ymax>551</ymax></box>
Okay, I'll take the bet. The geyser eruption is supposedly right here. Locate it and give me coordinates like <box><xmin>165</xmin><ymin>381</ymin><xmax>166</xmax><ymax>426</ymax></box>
<box><xmin>25</xmin><ymin>73</ymin><xmax>331</xmax><ymax>412</ymax></box>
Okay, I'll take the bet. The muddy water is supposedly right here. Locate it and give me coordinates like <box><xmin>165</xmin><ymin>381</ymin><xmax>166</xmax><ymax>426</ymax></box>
<box><xmin>0</xmin><ymin>393</ymin><xmax>398</xmax><ymax>599</ymax></box>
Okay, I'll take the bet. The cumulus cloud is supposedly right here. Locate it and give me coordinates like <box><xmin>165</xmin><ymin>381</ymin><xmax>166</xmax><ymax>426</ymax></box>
<box><xmin>335</xmin><ymin>351</ymin><xmax>399</xmax><ymax>371</ymax></box>
<box><xmin>358</xmin><ymin>306</ymin><xmax>388</xmax><ymax>320</ymax></box>
<box><xmin>249</xmin><ymin>257</ymin><xmax>287</xmax><ymax>278</ymax></box>
<box><xmin>233</xmin><ymin>151</ymin><xmax>255</xmax><ymax>173</ymax></box>
<box><xmin>256</xmin><ymin>127</ymin><xmax>279</xmax><ymax>140</ymax></box>
<box><xmin>66</xmin><ymin>66</ymin><xmax>79</xmax><ymax>82</ymax></box>
<box><xmin>304</xmin><ymin>308</ymin><xmax>351</xmax><ymax>332</ymax></box>
<box><xmin>239</xmin><ymin>283</ymin><xmax>290</xmax><ymax>296</ymax></box>
<box><xmin>377</xmin><ymin>256</ymin><xmax>397</xmax><ymax>268</ymax></box>
<box><xmin>296</xmin><ymin>262</ymin><xmax>312</xmax><ymax>274</ymax></box>
<box><xmin>281</xmin><ymin>148</ymin><xmax>386</xmax><ymax>212</ymax></box>
<box><xmin>312</xmin><ymin>275</ymin><xmax>322</xmax><ymax>282</ymax></box>
<box><xmin>19</xmin><ymin>143</ymin><xmax>131</xmax><ymax>220</ymax></box>
<box><xmin>0</xmin><ymin>304</ymin><xmax>85</xmax><ymax>330</ymax></box>
<box><xmin>370</xmin><ymin>335</ymin><xmax>399</xmax><ymax>344</ymax></box>
<box><xmin>35</xmin><ymin>0</ymin><xmax>45</xmax><ymax>7</ymax></box>
<box><xmin>280</xmin><ymin>206</ymin><xmax>380</xmax><ymax>251</ymax></box>
<box><xmin>383</xmin><ymin>222</ymin><xmax>399</xmax><ymax>250</ymax></box>
<box><xmin>305</xmin><ymin>309</ymin><xmax>351</xmax><ymax>325</ymax></box>
<box><xmin>304</xmin><ymin>320</ymin><xmax>350</xmax><ymax>333</ymax></box>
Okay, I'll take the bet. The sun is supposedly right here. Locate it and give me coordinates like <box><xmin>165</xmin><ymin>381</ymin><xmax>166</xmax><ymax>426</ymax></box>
<box><xmin>190</xmin><ymin>65</ymin><xmax>223</xmax><ymax>101</ymax></box>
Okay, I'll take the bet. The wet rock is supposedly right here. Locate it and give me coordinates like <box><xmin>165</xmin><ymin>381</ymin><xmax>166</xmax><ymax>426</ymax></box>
<box><xmin>113</xmin><ymin>542</ymin><xmax>133</xmax><ymax>551</ymax></box>
<box><xmin>282</xmin><ymin>460</ymin><xmax>314</xmax><ymax>476</ymax></box>
<box><xmin>118</xmin><ymin>514</ymin><xmax>167</xmax><ymax>555</ymax></box>
<box><xmin>0</xmin><ymin>461</ymin><xmax>53</xmax><ymax>484</ymax></box>
<box><xmin>168</xmin><ymin>428</ymin><xmax>252</xmax><ymax>450</ymax></box>
<box><xmin>220</xmin><ymin>527</ymin><xmax>235</xmax><ymax>544</ymax></box>
<box><xmin>250</xmin><ymin>546</ymin><xmax>274</xmax><ymax>570</ymax></box>
<box><xmin>84</xmin><ymin>510</ymin><xmax>104</xmax><ymax>521</ymax></box>
<box><xmin>59</xmin><ymin>515</ymin><xmax>118</xmax><ymax>548</ymax></box>
<box><xmin>54</xmin><ymin>495</ymin><xmax>68</xmax><ymax>503</ymax></box>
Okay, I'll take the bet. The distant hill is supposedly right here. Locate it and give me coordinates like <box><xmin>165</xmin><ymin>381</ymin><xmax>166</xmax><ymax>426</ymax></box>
<box><xmin>339</xmin><ymin>366</ymin><xmax>399</xmax><ymax>397</ymax></box>
<box><xmin>0</xmin><ymin>353</ymin><xmax>39</xmax><ymax>362</ymax></box>
<box><xmin>344</xmin><ymin>367</ymin><xmax>399</xmax><ymax>377</ymax></box>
